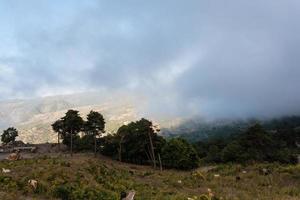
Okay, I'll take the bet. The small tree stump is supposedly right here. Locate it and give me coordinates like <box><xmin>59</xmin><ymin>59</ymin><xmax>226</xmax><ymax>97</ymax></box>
<box><xmin>121</xmin><ymin>191</ymin><xmax>135</xmax><ymax>200</ymax></box>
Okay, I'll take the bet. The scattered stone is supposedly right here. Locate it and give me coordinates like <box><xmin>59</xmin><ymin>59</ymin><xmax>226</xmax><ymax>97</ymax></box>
<box><xmin>2</xmin><ymin>168</ymin><xmax>11</xmax><ymax>173</ymax></box>
<box><xmin>7</xmin><ymin>151</ymin><xmax>21</xmax><ymax>161</ymax></box>
<box><xmin>28</xmin><ymin>179</ymin><xmax>38</xmax><ymax>190</ymax></box>
<box><xmin>259</xmin><ymin>168</ymin><xmax>271</xmax><ymax>176</ymax></box>
<box><xmin>207</xmin><ymin>188</ymin><xmax>214</xmax><ymax>198</ymax></box>
<box><xmin>214</xmin><ymin>174</ymin><xmax>220</xmax><ymax>178</ymax></box>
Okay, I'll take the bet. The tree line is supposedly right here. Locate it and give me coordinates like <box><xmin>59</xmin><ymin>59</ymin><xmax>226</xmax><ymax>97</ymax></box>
<box><xmin>1</xmin><ymin>110</ymin><xmax>299</xmax><ymax>170</ymax></box>
<box><xmin>195</xmin><ymin>123</ymin><xmax>300</xmax><ymax>164</ymax></box>
<box><xmin>52</xmin><ymin>110</ymin><xmax>105</xmax><ymax>157</ymax></box>
<box><xmin>51</xmin><ymin>111</ymin><xmax>199</xmax><ymax>170</ymax></box>
<box><xmin>100</xmin><ymin>118</ymin><xmax>199</xmax><ymax>170</ymax></box>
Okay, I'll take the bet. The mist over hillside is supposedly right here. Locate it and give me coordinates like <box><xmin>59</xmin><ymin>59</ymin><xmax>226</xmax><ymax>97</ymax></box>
<box><xmin>0</xmin><ymin>92</ymin><xmax>145</xmax><ymax>143</ymax></box>
<box><xmin>1</xmin><ymin>91</ymin><xmax>300</xmax><ymax>144</ymax></box>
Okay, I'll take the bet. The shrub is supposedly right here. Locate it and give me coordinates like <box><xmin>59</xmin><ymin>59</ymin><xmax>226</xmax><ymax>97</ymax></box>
<box><xmin>53</xmin><ymin>184</ymin><xmax>73</xmax><ymax>200</ymax></box>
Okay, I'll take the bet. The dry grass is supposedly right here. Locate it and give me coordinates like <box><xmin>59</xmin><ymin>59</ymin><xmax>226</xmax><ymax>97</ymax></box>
<box><xmin>0</xmin><ymin>153</ymin><xmax>299</xmax><ymax>200</ymax></box>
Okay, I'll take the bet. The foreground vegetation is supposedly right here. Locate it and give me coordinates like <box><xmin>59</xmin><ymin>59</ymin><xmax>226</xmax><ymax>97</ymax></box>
<box><xmin>0</xmin><ymin>154</ymin><xmax>299</xmax><ymax>200</ymax></box>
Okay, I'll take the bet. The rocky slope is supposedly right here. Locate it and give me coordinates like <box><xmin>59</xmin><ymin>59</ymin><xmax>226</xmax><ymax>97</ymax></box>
<box><xmin>0</xmin><ymin>92</ymin><xmax>141</xmax><ymax>143</ymax></box>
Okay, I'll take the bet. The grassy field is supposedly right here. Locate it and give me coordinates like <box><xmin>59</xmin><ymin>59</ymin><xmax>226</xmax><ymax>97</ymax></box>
<box><xmin>0</xmin><ymin>154</ymin><xmax>299</xmax><ymax>200</ymax></box>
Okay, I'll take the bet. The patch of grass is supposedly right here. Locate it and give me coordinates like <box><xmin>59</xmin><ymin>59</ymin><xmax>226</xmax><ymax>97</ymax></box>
<box><xmin>0</xmin><ymin>155</ymin><xmax>299</xmax><ymax>199</ymax></box>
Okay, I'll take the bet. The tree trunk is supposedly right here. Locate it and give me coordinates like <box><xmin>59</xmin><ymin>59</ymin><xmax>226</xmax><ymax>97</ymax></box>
<box><xmin>145</xmin><ymin>148</ymin><xmax>151</xmax><ymax>163</ymax></box>
<box><xmin>57</xmin><ymin>133</ymin><xmax>60</xmax><ymax>150</ymax></box>
<box><xmin>118</xmin><ymin>143</ymin><xmax>122</xmax><ymax>162</ymax></box>
<box><xmin>158</xmin><ymin>153</ymin><xmax>163</xmax><ymax>172</ymax></box>
<box><xmin>118</xmin><ymin>136</ymin><xmax>124</xmax><ymax>162</ymax></box>
<box><xmin>148</xmin><ymin>130</ymin><xmax>156</xmax><ymax>169</ymax></box>
<box><xmin>70</xmin><ymin>130</ymin><xmax>73</xmax><ymax>157</ymax></box>
<box><xmin>94</xmin><ymin>135</ymin><xmax>97</xmax><ymax>157</ymax></box>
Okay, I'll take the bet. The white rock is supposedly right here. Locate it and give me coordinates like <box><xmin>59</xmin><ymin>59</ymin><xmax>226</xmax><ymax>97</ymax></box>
<box><xmin>2</xmin><ymin>168</ymin><xmax>11</xmax><ymax>173</ymax></box>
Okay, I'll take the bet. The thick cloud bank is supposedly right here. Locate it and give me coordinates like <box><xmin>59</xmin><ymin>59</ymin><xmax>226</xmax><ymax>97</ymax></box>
<box><xmin>0</xmin><ymin>0</ymin><xmax>300</xmax><ymax>119</ymax></box>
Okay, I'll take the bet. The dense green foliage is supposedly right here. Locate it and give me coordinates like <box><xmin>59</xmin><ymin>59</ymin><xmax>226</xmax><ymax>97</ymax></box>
<box><xmin>1</xmin><ymin>127</ymin><xmax>18</xmax><ymax>144</ymax></box>
<box><xmin>60</xmin><ymin>110</ymin><xmax>84</xmax><ymax>147</ymax></box>
<box><xmin>168</xmin><ymin>116</ymin><xmax>300</xmax><ymax>142</ymax></box>
<box><xmin>85</xmin><ymin>111</ymin><xmax>105</xmax><ymax>155</ymax></box>
<box><xmin>85</xmin><ymin>111</ymin><xmax>105</xmax><ymax>136</ymax></box>
<box><xmin>101</xmin><ymin>118</ymin><xmax>165</xmax><ymax>165</ymax></box>
<box><xmin>161</xmin><ymin>138</ymin><xmax>199</xmax><ymax>170</ymax></box>
<box><xmin>50</xmin><ymin>113</ymin><xmax>300</xmax><ymax>168</ymax></box>
<box><xmin>195</xmin><ymin>123</ymin><xmax>300</xmax><ymax>164</ymax></box>
<box><xmin>100</xmin><ymin>119</ymin><xmax>200</xmax><ymax>170</ymax></box>
<box><xmin>52</xmin><ymin>110</ymin><xmax>105</xmax><ymax>153</ymax></box>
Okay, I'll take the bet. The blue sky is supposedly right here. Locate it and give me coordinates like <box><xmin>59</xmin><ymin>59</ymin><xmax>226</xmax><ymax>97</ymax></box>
<box><xmin>0</xmin><ymin>0</ymin><xmax>300</xmax><ymax>118</ymax></box>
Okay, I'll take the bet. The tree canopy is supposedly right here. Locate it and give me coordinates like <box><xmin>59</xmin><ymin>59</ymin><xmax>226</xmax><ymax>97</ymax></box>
<box><xmin>101</xmin><ymin>118</ymin><xmax>165</xmax><ymax>165</ymax></box>
<box><xmin>85</xmin><ymin>111</ymin><xmax>105</xmax><ymax>136</ymax></box>
<box><xmin>162</xmin><ymin>138</ymin><xmax>199</xmax><ymax>170</ymax></box>
<box><xmin>195</xmin><ymin>123</ymin><xmax>299</xmax><ymax>164</ymax></box>
<box><xmin>1</xmin><ymin>127</ymin><xmax>18</xmax><ymax>144</ymax></box>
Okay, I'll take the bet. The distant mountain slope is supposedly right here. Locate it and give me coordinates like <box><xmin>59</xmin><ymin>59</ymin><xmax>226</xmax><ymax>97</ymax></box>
<box><xmin>163</xmin><ymin>116</ymin><xmax>300</xmax><ymax>142</ymax></box>
<box><xmin>2</xmin><ymin>92</ymin><xmax>299</xmax><ymax>144</ymax></box>
<box><xmin>161</xmin><ymin>119</ymin><xmax>251</xmax><ymax>141</ymax></box>
<box><xmin>0</xmin><ymin>92</ymin><xmax>141</xmax><ymax>143</ymax></box>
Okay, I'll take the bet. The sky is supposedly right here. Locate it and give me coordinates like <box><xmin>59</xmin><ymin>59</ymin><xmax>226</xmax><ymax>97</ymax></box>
<box><xmin>0</xmin><ymin>0</ymin><xmax>300</xmax><ymax>119</ymax></box>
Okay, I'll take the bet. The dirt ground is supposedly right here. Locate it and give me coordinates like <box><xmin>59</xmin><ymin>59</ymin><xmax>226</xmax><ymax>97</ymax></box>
<box><xmin>0</xmin><ymin>143</ymin><xmax>67</xmax><ymax>161</ymax></box>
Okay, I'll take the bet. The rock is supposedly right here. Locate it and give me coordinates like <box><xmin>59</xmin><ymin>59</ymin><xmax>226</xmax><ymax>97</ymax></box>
<box><xmin>7</xmin><ymin>151</ymin><xmax>21</xmax><ymax>161</ymax></box>
<box><xmin>121</xmin><ymin>190</ymin><xmax>135</xmax><ymax>200</ymax></box>
<box><xmin>2</xmin><ymin>168</ymin><xmax>11</xmax><ymax>173</ymax></box>
<box><xmin>214</xmin><ymin>174</ymin><xmax>220</xmax><ymax>178</ymax></box>
<box><xmin>28</xmin><ymin>180</ymin><xmax>38</xmax><ymax>190</ymax></box>
<box><xmin>259</xmin><ymin>168</ymin><xmax>271</xmax><ymax>176</ymax></box>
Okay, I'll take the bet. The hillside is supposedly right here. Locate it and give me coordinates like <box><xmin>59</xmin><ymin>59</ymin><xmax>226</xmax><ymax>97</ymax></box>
<box><xmin>0</xmin><ymin>154</ymin><xmax>299</xmax><ymax>200</ymax></box>
<box><xmin>0</xmin><ymin>92</ymin><xmax>142</xmax><ymax>144</ymax></box>
<box><xmin>164</xmin><ymin>117</ymin><xmax>300</xmax><ymax>142</ymax></box>
<box><xmin>0</xmin><ymin>92</ymin><xmax>190</xmax><ymax>144</ymax></box>
<box><xmin>1</xmin><ymin>92</ymin><xmax>300</xmax><ymax>145</ymax></box>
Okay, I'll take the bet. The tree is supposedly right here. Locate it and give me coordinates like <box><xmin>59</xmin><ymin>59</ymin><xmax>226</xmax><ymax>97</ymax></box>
<box><xmin>161</xmin><ymin>138</ymin><xmax>199</xmax><ymax>170</ymax></box>
<box><xmin>59</xmin><ymin>110</ymin><xmax>84</xmax><ymax>156</ymax></box>
<box><xmin>138</xmin><ymin>118</ymin><xmax>159</xmax><ymax>168</ymax></box>
<box><xmin>85</xmin><ymin>111</ymin><xmax>105</xmax><ymax>157</ymax></box>
<box><xmin>237</xmin><ymin>123</ymin><xmax>274</xmax><ymax>161</ymax></box>
<box><xmin>1</xmin><ymin>127</ymin><xmax>18</xmax><ymax>144</ymax></box>
<box><xmin>100</xmin><ymin>118</ymin><xmax>165</xmax><ymax>166</ymax></box>
<box><xmin>206</xmin><ymin>145</ymin><xmax>222</xmax><ymax>163</ymax></box>
<box><xmin>52</xmin><ymin>119</ymin><xmax>64</xmax><ymax>149</ymax></box>
<box><xmin>99</xmin><ymin>134</ymin><xmax>120</xmax><ymax>158</ymax></box>
<box><xmin>115</xmin><ymin>126</ymin><xmax>127</xmax><ymax>162</ymax></box>
<box><xmin>221</xmin><ymin>141</ymin><xmax>244</xmax><ymax>162</ymax></box>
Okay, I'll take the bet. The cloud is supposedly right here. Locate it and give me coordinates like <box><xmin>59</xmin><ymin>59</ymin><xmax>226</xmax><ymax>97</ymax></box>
<box><xmin>0</xmin><ymin>0</ymin><xmax>300</xmax><ymax>119</ymax></box>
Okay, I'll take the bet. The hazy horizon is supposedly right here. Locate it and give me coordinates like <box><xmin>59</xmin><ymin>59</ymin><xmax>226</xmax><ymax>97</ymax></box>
<box><xmin>1</xmin><ymin>1</ymin><xmax>300</xmax><ymax>119</ymax></box>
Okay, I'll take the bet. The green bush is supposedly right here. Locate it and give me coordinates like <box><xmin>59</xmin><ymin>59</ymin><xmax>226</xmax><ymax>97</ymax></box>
<box><xmin>162</xmin><ymin>138</ymin><xmax>199</xmax><ymax>170</ymax></box>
